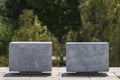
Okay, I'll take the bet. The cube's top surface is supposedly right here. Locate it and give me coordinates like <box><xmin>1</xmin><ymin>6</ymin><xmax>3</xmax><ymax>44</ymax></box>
<box><xmin>10</xmin><ymin>42</ymin><xmax>52</xmax><ymax>44</ymax></box>
<box><xmin>66</xmin><ymin>42</ymin><xmax>108</xmax><ymax>44</ymax></box>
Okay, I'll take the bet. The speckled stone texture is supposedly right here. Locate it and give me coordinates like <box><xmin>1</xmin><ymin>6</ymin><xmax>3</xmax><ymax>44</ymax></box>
<box><xmin>66</xmin><ymin>42</ymin><xmax>109</xmax><ymax>72</ymax></box>
<box><xmin>9</xmin><ymin>42</ymin><xmax>52</xmax><ymax>72</ymax></box>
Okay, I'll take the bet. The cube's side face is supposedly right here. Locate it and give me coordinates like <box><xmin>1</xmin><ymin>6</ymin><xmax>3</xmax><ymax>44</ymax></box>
<box><xmin>66</xmin><ymin>42</ymin><xmax>109</xmax><ymax>72</ymax></box>
<box><xmin>9</xmin><ymin>42</ymin><xmax>52</xmax><ymax>72</ymax></box>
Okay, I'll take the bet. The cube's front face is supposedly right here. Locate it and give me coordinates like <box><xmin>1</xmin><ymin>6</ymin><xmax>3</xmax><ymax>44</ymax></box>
<box><xmin>66</xmin><ymin>42</ymin><xmax>109</xmax><ymax>72</ymax></box>
<box><xmin>9</xmin><ymin>42</ymin><xmax>52</xmax><ymax>72</ymax></box>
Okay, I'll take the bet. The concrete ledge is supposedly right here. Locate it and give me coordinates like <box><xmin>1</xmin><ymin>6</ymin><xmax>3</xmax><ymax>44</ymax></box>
<box><xmin>0</xmin><ymin>67</ymin><xmax>120</xmax><ymax>80</ymax></box>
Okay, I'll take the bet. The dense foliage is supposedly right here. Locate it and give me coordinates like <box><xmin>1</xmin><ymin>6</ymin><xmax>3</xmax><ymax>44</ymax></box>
<box><xmin>0</xmin><ymin>0</ymin><xmax>120</xmax><ymax>66</ymax></box>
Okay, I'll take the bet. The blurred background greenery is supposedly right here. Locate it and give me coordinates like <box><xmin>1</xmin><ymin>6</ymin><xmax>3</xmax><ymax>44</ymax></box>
<box><xmin>0</xmin><ymin>0</ymin><xmax>120</xmax><ymax>67</ymax></box>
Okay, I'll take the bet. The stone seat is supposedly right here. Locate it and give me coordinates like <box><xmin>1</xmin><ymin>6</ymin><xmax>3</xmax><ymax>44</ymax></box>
<box><xmin>66</xmin><ymin>42</ymin><xmax>109</xmax><ymax>72</ymax></box>
<box><xmin>9</xmin><ymin>42</ymin><xmax>52</xmax><ymax>72</ymax></box>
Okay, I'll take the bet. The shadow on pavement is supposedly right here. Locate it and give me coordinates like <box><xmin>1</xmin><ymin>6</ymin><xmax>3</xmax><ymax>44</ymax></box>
<box><xmin>4</xmin><ymin>72</ymin><xmax>51</xmax><ymax>77</ymax></box>
<box><xmin>62</xmin><ymin>72</ymin><xmax>108</xmax><ymax>77</ymax></box>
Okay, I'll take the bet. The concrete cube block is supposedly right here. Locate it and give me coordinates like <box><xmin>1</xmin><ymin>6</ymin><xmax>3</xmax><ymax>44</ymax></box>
<box><xmin>9</xmin><ymin>42</ymin><xmax>52</xmax><ymax>72</ymax></box>
<box><xmin>66</xmin><ymin>42</ymin><xmax>109</xmax><ymax>72</ymax></box>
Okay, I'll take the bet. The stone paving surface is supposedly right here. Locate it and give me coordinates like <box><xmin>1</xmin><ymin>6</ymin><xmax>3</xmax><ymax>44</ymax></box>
<box><xmin>0</xmin><ymin>67</ymin><xmax>120</xmax><ymax>80</ymax></box>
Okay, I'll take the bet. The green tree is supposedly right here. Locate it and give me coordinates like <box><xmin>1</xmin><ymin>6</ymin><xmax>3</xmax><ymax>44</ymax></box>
<box><xmin>80</xmin><ymin>0</ymin><xmax>108</xmax><ymax>41</ymax></box>
<box><xmin>12</xmin><ymin>9</ymin><xmax>53</xmax><ymax>41</ymax></box>
<box><xmin>5</xmin><ymin>0</ymin><xmax>30</xmax><ymax>20</ymax></box>
<box><xmin>0</xmin><ymin>15</ymin><xmax>13</xmax><ymax>66</ymax></box>
<box><xmin>109</xmin><ymin>26</ymin><xmax>120</xmax><ymax>66</ymax></box>
<box><xmin>5</xmin><ymin>0</ymin><xmax>82</xmax><ymax>41</ymax></box>
<box><xmin>0</xmin><ymin>16</ymin><xmax>13</xmax><ymax>55</ymax></box>
<box><xmin>107</xmin><ymin>0</ymin><xmax>120</xmax><ymax>66</ymax></box>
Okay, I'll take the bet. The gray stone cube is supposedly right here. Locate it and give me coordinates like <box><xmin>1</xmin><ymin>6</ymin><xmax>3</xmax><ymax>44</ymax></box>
<box><xmin>66</xmin><ymin>42</ymin><xmax>109</xmax><ymax>72</ymax></box>
<box><xmin>9</xmin><ymin>42</ymin><xmax>52</xmax><ymax>72</ymax></box>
